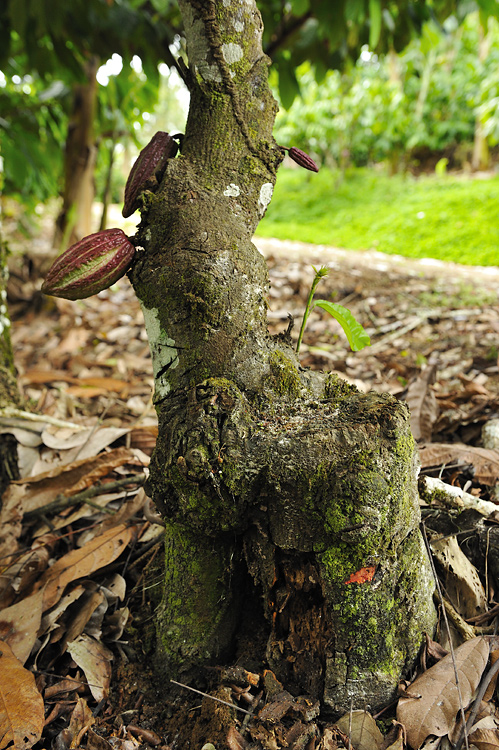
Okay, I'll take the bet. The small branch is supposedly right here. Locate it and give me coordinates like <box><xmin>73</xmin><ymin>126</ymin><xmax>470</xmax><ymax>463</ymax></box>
<box><xmin>170</xmin><ymin>679</ymin><xmax>252</xmax><ymax>715</ymax></box>
<box><xmin>0</xmin><ymin>408</ymin><xmax>86</xmax><ymax>431</ymax></box>
<box><xmin>23</xmin><ymin>474</ymin><xmax>147</xmax><ymax>521</ymax></box>
<box><xmin>422</xmin><ymin>523</ymin><xmax>470</xmax><ymax>750</ymax></box>
<box><xmin>264</xmin><ymin>10</ymin><xmax>313</xmax><ymax>59</ymax></box>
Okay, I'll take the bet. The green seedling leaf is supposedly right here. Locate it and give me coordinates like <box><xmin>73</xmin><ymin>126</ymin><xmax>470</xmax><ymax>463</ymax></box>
<box><xmin>313</xmin><ymin>300</ymin><xmax>371</xmax><ymax>351</ymax></box>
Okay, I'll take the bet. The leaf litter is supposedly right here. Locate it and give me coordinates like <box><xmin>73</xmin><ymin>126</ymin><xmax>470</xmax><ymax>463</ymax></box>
<box><xmin>3</xmin><ymin>237</ymin><xmax>499</xmax><ymax>748</ymax></box>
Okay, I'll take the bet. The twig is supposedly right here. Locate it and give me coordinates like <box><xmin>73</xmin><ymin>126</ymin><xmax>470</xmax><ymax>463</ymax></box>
<box><xmin>23</xmin><ymin>474</ymin><xmax>147</xmax><ymax>521</ymax></box>
<box><xmin>421</xmin><ymin>523</ymin><xmax>470</xmax><ymax>750</ymax></box>
<box><xmin>454</xmin><ymin>655</ymin><xmax>499</xmax><ymax>750</ymax></box>
<box><xmin>0</xmin><ymin>407</ymin><xmax>86</xmax><ymax>431</ymax></box>
<box><xmin>170</xmin><ymin>680</ymin><xmax>252</xmax><ymax>715</ymax></box>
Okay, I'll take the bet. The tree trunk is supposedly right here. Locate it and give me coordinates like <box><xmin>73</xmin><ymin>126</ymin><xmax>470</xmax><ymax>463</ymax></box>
<box><xmin>472</xmin><ymin>17</ymin><xmax>490</xmax><ymax>172</ymax></box>
<box><xmin>0</xmin><ymin>232</ymin><xmax>21</xmax><ymax>497</ymax></box>
<box><xmin>130</xmin><ymin>0</ymin><xmax>436</xmax><ymax>716</ymax></box>
<box><xmin>54</xmin><ymin>57</ymin><xmax>99</xmax><ymax>249</ymax></box>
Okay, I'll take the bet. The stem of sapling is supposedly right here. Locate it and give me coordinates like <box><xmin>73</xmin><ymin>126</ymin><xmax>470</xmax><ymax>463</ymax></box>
<box><xmin>296</xmin><ymin>265</ymin><xmax>371</xmax><ymax>355</ymax></box>
<box><xmin>296</xmin><ymin>265</ymin><xmax>329</xmax><ymax>354</ymax></box>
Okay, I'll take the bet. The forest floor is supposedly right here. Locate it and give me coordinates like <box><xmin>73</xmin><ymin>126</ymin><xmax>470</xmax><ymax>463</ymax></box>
<box><xmin>3</xmin><ymin>235</ymin><xmax>499</xmax><ymax>749</ymax></box>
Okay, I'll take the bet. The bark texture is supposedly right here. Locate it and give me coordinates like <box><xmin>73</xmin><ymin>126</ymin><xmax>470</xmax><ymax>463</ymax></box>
<box><xmin>130</xmin><ymin>0</ymin><xmax>436</xmax><ymax>714</ymax></box>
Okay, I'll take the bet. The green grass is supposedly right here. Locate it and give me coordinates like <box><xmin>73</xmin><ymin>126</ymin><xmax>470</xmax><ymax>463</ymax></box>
<box><xmin>257</xmin><ymin>167</ymin><xmax>499</xmax><ymax>266</ymax></box>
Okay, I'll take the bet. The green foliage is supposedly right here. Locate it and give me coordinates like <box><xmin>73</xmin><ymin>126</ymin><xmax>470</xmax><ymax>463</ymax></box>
<box><xmin>258</xmin><ymin>0</ymin><xmax>477</xmax><ymax>108</ymax></box>
<box><xmin>0</xmin><ymin>54</ymin><xmax>68</xmax><ymax>205</ymax></box>
<box><xmin>296</xmin><ymin>265</ymin><xmax>370</xmax><ymax>355</ymax></box>
<box><xmin>258</xmin><ymin>167</ymin><xmax>499</xmax><ymax>266</ymax></box>
<box><xmin>272</xmin><ymin>12</ymin><xmax>499</xmax><ymax>168</ymax></box>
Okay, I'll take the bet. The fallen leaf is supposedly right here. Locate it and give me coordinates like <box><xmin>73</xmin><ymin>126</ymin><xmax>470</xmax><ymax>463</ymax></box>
<box><xmin>33</xmin><ymin>524</ymin><xmax>133</xmax><ymax>610</ymax></box>
<box><xmin>10</xmin><ymin>447</ymin><xmax>139</xmax><ymax>514</ymax></box>
<box><xmin>334</xmin><ymin>710</ymin><xmax>383</xmax><ymax>750</ymax></box>
<box><xmin>397</xmin><ymin>636</ymin><xmax>490</xmax><ymax>749</ymax></box>
<box><xmin>405</xmin><ymin>364</ymin><xmax>439</xmax><ymax>442</ymax></box>
<box><xmin>67</xmin><ymin>635</ymin><xmax>113</xmax><ymax>702</ymax></box>
<box><xmin>0</xmin><ymin>640</ymin><xmax>44</xmax><ymax>749</ymax></box>
<box><xmin>419</xmin><ymin>444</ymin><xmax>499</xmax><ymax>486</ymax></box>
<box><xmin>0</xmin><ymin>588</ymin><xmax>44</xmax><ymax>664</ymax></box>
<box><xmin>431</xmin><ymin>535</ymin><xmax>487</xmax><ymax>619</ymax></box>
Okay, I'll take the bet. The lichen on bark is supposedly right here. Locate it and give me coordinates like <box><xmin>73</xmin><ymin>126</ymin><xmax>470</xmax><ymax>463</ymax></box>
<box><xmin>130</xmin><ymin>0</ymin><xmax>436</xmax><ymax>715</ymax></box>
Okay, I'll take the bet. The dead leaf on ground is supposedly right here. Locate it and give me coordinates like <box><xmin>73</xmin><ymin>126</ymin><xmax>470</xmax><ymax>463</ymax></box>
<box><xmin>0</xmin><ymin>640</ymin><xmax>44</xmax><ymax>750</ymax></box>
<box><xmin>430</xmin><ymin>535</ymin><xmax>487</xmax><ymax>619</ymax></box>
<box><xmin>7</xmin><ymin>446</ymin><xmax>140</xmax><ymax>514</ymax></box>
<box><xmin>334</xmin><ymin>710</ymin><xmax>383</xmax><ymax>750</ymax></box>
<box><xmin>33</xmin><ymin>523</ymin><xmax>134</xmax><ymax>610</ymax></box>
<box><xmin>67</xmin><ymin>635</ymin><xmax>113</xmax><ymax>702</ymax></box>
<box><xmin>0</xmin><ymin>588</ymin><xmax>45</xmax><ymax>664</ymax></box>
<box><xmin>405</xmin><ymin>364</ymin><xmax>439</xmax><ymax>442</ymax></box>
<box><xmin>397</xmin><ymin>636</ymin><xmax>490</xmax><ymax>749</ymax></box>
<box><xmin>419</xmin><ymin>444</ymin><xmax>499</xmax><ymax>486</ymax></box>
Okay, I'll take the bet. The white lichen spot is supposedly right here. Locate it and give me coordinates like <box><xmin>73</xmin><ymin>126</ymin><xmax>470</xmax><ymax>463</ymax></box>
<box><xmin>223</xmin><ymin>0</ymin><xmax>230</xmax><ymax>5</ymax></box>
<box><xmin>222</xmin><ymin>43</ymin><xmax>243</xmax><ymax>65</ymax></box>
<box><xmin>258</xmin><ymin>182</ymin><xmax>274</xmax><ymax>214</ymax></box>
<box><xmin>139</xmin><ymin>303</ymin><xmax>178</xmax><ymax>402</ymax></box>
<box><xmin>198</xmin><ymin>63</ymin><xmax>222</xmax><ymax>83</ymax></box>
<box><xmin>234</xmin><ymin>20</ymin><xmax>244</xmax><ymax>32</ymax></box>
<box><xmin>145</xmin><ymin>228</ymin><xmax>152</xmax><ymax>241</ymax></box>
<box><xmin>224</xmin><ymin>183</ymin><xmax>241</xmax><ymax>197</ymax></box>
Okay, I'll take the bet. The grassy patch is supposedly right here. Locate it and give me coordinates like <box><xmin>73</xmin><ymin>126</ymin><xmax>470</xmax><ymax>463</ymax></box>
<box><xmin>257</xmin><ymin>167</ymin><xmax>499</xmax><ymax>266</ymax></box>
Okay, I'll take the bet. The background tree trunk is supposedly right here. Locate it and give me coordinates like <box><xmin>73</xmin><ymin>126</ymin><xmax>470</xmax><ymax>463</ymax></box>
<box><xmin>54</xmin><ymin>57</ymin><xmax>99</xmax><ymax>249</ymax></box>
<box><xmin>472</xmin><ymin>17</ymin><xmax>490</xmax><ymax>171</ymax></box>
<box><xmin>0</xmin><ymin>227</ymin><xmax>21</xmax><ymax>496</ymax></box>
<box><xmin>130</xmin><ymin>0</ymin><xmax>436</xmax><ymax>715</ymax></box>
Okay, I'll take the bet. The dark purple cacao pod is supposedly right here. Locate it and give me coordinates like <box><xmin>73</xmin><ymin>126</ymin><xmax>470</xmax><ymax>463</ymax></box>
<box><xmin>41</xmin><ymin>229</ymin><xmax>135</xmax><ymax>300</ymax></box>
<box><xmin>122</xmin><ymin>131</ymin><xmax>178</xmax><ymax>218</ymax></box>
<box><xmin>288</xmin><ymin>147</ymin><xmax>319</xmax><ymax>173</ymax></box>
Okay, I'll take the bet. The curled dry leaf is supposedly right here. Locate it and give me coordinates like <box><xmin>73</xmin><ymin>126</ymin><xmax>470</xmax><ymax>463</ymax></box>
<box><xmin>67</xmin><ymin>635</ymin><xmax>113</xmax><ymax>702</ymax></box>
<box><xmin>0</xmin><ymin>640</ymin><xmax>44</xmax><ymax>750</ymax></box>
<box><xmin>430</xmin><ymin>535</ymin><xmax>487</xmax><ymax>619</ymax></box>
<box><xmin>397</xmin><ymin>636</ymin><xmax>490</xmax><ymax>749</ymax></box>
<box><xmin>405</xmin><ymin>364</ymin><xmax>438</xmax><ymax>442</ymax></box>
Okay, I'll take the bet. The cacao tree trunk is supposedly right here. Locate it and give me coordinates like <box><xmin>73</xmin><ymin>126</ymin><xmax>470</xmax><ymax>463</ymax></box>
<box><xmin>54</xmin><ymin>57</ymin><xmax>99</xmax><ymax>249</ymax></box>
<box><xmin>130</xmin><ymin>0</ymin><xmax>436</xmax><ymax>716</ymax></box>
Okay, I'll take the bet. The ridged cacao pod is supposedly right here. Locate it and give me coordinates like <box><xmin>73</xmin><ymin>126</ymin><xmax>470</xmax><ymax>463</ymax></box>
<box><xmin>288</xmin><ymin>147</ymin><xmax>319</xmax><ymax>173</ymax></box>
<box><xmin>122</xmin><ymin>131</ymin><xmax>178</xmax><ymax>218</ymax></box>
<box><xmin>41</xmin><ymin>228</ymin><xmax>135</xmax><ymax>300</ymax></box>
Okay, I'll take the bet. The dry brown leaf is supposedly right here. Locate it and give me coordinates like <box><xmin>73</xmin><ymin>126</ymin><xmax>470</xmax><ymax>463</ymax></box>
<box><xmin>9</xmin><ymin>447</ymin><xmax>138</xmax><ymax>513</ymax></box>
<box><xmin>0</xmin><ymin>640</ymin><xmax>44</xmax><ymax>749</ymax></box>
<box><xmin>0</xmin><ymin>484</ymin><xmax>25</xmax><ymax>566</ymax></box>
<box><xmin>0</xmin><ymin>588</ymin><xmax>44</xmax><ymax>664</ymax></box>
<box><xmin>334</xmin><ymin>710</ymin><xmax>383</xmax><ymax>750</ymax></box>
<box><xmin>405</xmin><ymin>365</ymin><xmax>439</xmax><ymax>442</ymax></box>
<box><xmin>67</xmin><ymin>696</ymin><xmax>95</xmax><ymax>743</ymax></box>
<box><xmin>469</xmin><ymin>721</ymin><xmax>499</xmax><ymax>750</ymax></box>
<box><xmin>431</xmin><ymin>535</ymin><xmax>487</xmax><ymax>619</ymax></box>
<box><xmin>0</xmin><ymin>537</ymin><xmax>52</xmax><ymax>609</ymax></box>
<box><xmin>397</xmin><ymin>636</ymin><xmax>490</xmax><ymax>749</ymax></box>
<box><xmin>33</xmin><ymin>524</ymin><xmax>133</xmax><ymax>611</ymax></box>
<box><xmin>67</xmin><ymin>635</ymin><xmax>113</xmax><ymax>702</ymax></box>
<box><xmin>62</xmin><ymin>587</ymin><xmax>107</xmax><ymax>648</ymax></box>
<box><xmin>86</xmin><ymin>728</ymin><xmax>113</xmax><ymax>750</ymax></box>
<box><xmin>419</xmin><ymin>444</ymin><xmax>499</xmax><ymax>486</ymax></box>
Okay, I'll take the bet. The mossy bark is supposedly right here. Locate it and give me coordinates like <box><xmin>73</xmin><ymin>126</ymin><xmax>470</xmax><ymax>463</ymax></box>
<box><xmin>130</xmin><ymin>0</ymin><xmax>436</xmax><ymax>715</ymax></box>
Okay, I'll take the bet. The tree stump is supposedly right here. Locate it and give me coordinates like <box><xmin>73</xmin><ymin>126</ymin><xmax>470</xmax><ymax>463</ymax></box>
<box><xmin>151</xmin><ymin>373</ymin><xmax>436</xmax><ymax>713</ymax></box>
